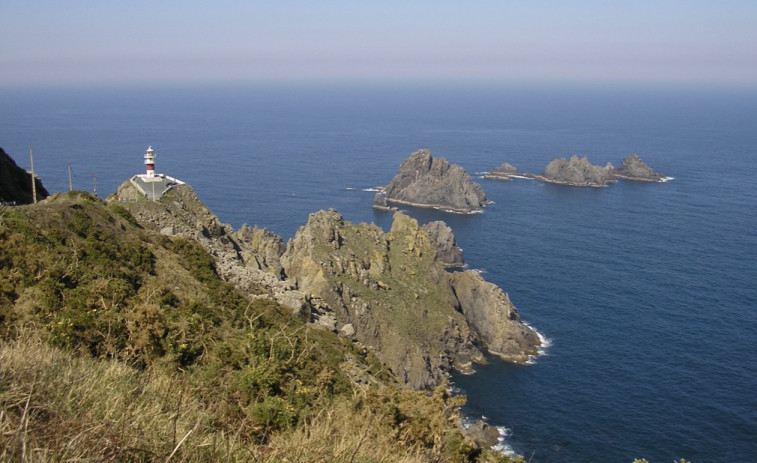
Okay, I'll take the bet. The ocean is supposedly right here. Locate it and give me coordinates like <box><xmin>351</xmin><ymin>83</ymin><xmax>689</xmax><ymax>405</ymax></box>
<box><xmin>2</xmin><ymin>83</ymin><xmax>756</xmax><ymax>462</ymax></box>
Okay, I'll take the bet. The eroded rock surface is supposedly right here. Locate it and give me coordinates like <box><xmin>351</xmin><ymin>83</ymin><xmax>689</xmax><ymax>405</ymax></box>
<box><xmin>614</xmin><ymin>153</ymin><xmax>666</xmax><ymax>181</ymax></box>
<box><xmin>383</xmin><ymin>149</ymin><xmax>490</xmax><ymax>213</ymax></box>
<box><xmin>540</xmin><ymin>155</ymin><xmax>616</xmax><ymax>187</ymax></box>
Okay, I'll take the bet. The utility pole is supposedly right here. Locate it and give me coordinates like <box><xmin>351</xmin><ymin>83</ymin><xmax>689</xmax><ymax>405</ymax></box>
<box><xmin>29</xmin><ymin>147</ymin><xmax>37</xmax><ymax>204</ymax></box>
<box><xmin>93</xmin><ymin>173</ymin><xmax>97</xmax><ymax>197</ymax></box>
<box><xmin>68</xmin><ymin>163</ymin><xmax>73</xmax><ymax>191</ymax></box>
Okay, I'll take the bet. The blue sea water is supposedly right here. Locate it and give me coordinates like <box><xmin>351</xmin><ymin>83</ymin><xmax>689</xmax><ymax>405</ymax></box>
<box><xmin>2</xmin><ymin>83</ymin><xmax>756</xmax><ymax>462</ymax></box>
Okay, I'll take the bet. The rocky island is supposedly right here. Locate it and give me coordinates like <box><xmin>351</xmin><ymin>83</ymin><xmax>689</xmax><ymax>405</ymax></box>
<box><xmin>379</xmin><ymin>149</ymin><xmax>490</xmax><ymax>213</ymax></box>
<box><xmin>538</xmin><ymin>155</ymin><xmax>617</xmax><ymax>187</ymax></box>
<box><xmin>613</xmin><ymin>153</ymin><xmax>666</xmax><ymax>181</ymax></box>
<box><xmin>483</xmin><ymin>162</ymin><xmax>520</xmax><ymax>181</ymax></box>
<box><xmin>485</xmin><ymin>153</ymin><xmax>666</xmax><ymax>187</ymax></box>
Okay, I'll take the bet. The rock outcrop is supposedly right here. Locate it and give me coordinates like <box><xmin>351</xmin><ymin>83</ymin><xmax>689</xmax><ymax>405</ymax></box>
<box><xmin>109</xmin><ymin>180</ymin><xmax>539</xmax><ymax>390</ymax></box>
<box><xmin>422</xmin><ymin>221</ymin><xmax>464</xmax><ymax>268</ymax></box>
<box><xmin>108</xmin><ymin>182</ymin><xmax>304</xmax><ymax>312</ymax></box>
<box><xmin>0</xmin><ymin>147</ymin><xmax>49</xmax><ymax>204</ymax></box>
<box><xmin>382</xmin><ymin>150</ymin><xmax>490</xmax><ymax>213</ymax></box>
<box><xmin>449</xmin><ymin>271</ymin><xmax>540</xmax><ymax>363</ymax></box>
<box><xmin>483</xmin><ymin>162</ymin><xmax>520</xmax><ymax>181</ymax></box>
<box><xmin>613</xmin><ymin>153</ymin><xmax>665</xmax><ymax>182</ymax></box>
<box><xmin>539</xmin><ymin>155</ymin><xmax>616</xmax><ymax>187</ymax></box>
<box><xmin>281</xmin><ymin>210</ymin><xmax>540</xmax><ymax>389</ymax></box>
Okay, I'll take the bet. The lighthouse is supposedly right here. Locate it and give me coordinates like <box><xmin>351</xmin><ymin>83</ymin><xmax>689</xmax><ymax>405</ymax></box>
<box><xmin>129</xmin><ymin>145</ymin><xmax>184</xmax><ymax>201</ymax></box>
<box><xmin>144</xmin><ymin>146</ymin><xmax>156</xmax><ymax>177</ymax></box>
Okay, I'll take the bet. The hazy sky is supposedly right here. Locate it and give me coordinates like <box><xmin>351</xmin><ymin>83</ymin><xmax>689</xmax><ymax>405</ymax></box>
<box><xmin>2</xmin><ymin>1</ymin><xmax>756</xmax><ymax>86</ymax></box>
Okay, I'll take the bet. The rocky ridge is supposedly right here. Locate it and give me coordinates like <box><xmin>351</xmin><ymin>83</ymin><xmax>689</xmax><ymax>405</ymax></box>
<box><xmin>110</xmin><ymin>181</ymin><xmax>540</xmax><ymax>390</ymax></box>
<box><xmin>382</xmin><ymin>149</ymin><xmax>490</xmax><ymax>213</ymax></box>
<box><xmin>281</xmin><ymin>209</ymin><xmax>540</xmax><ymax>388</ymax></box>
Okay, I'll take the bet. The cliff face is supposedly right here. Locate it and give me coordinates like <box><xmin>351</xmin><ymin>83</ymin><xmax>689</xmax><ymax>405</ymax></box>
<box><xmin>111</xmin><ymin>180</ymin><xmax>539</xmax><ymax>390</ymax></box>
<box><xmin>281</xmin><ymin>210</ymin><xmax>540</xmax><ymax>389</ymax></box>
<box><xmin>108</xmin><ymin>182</ymin><xmax>304</xmax><ymax>311</ymax></box>
<box><xmin>422</xmin><ymin>220</ymin><xmax>465</xmax><ymax>268</ymax></box>
<box><xmin>383</xmin><ymin>150</ymin><xmax>489</xmax><ymax>213</ymax></box>
<box><xmin>614</xmin><ymin>154</ymin><xmax>665</xmax><ymax>181</ymax></box>
<box><xmin>0</xmin><ymin>148</ymin><xmax>49</xmax><ymax>204</ymax></box>
<box><xmin>541</xmin><ymin>155</ymin><xmax>616</xmax><ymax>187</ymax></box>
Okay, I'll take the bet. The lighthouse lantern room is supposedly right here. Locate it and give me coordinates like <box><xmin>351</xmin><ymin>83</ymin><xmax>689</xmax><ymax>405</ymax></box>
<box><xmin>144</xmin><ymin>146</ymin><xmax>156</xmax><ymax>177</ymax></box>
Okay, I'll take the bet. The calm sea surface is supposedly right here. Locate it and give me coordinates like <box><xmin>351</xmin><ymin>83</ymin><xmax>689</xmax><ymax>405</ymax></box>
<box><xmin>2</xmin><ymin>84</ymin><xmax>756</xmax><ymax>462</ymax></box>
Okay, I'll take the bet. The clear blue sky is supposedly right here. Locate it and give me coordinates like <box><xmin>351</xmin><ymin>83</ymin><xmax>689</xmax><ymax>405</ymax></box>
<box><xmin>2</xmin><ymin>0</ymin><xmax>756</xmax><ymax>86</ymax></box>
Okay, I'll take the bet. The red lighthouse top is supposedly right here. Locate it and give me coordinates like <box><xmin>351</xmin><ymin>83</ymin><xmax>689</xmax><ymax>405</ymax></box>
<box><xmin>144</xmin><ymin>146</ymin><xmax>156</xmax><ymax>177</ymax></box>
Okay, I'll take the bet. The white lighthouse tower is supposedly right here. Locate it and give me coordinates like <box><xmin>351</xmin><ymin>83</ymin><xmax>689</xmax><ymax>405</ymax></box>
<box><xmin>144</xmin><ymin>146</ymin><xmax>156</xmax><ymax>177</ymax></box>
<box><xmin>129</xmin><ymin>145</ymin><xmax>184</xmax><ymax>201</ymax></box>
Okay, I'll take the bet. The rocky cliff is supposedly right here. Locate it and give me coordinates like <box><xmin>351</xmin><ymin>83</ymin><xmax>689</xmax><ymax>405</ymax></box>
<box><xmin>382</xmin><ymin>149</ymin><xmax>490</xmax><ymax>213</ymax></box>
<box><xmin>108</xmin><ymin>181</ymin><xmax>306</xmax><ymax>312</ymax></box>
<box><xmin>281</xmin><ymin>210</ymin><xmax>540</xmax><ymax>389</ymax></box>
<box><xmin>0</xmin><ymin>147</ymin><xmax>49</xmax><ymax>204</ymax></box>
<box><xmin>613</xmin><ymin>153</ymin><xmax>666</xmax><ymax>181</ymax></box>
<box><xmin>540</xmin><ymin>155</ymin><xmax>616</xmax><ymax>187</ymax></box>
<box><xmin>422</xmin><ymin>220</ymin><xmax>465</xmax><ymax>268</ymax></box>
<box><xmin>110</xmin><ymin>180</ymin><xmax>539</xmax><ymax>390</ymax></box>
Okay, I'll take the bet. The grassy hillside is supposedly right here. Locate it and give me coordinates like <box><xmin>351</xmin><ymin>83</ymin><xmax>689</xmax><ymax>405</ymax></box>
<box><xmin>0</xmin><ymin>192</ymin><xmax>518</xmax><ymax>462</ymax></box>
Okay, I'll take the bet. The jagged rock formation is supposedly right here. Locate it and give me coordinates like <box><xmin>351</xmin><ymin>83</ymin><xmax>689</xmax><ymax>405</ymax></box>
<box><xmin>0</xmin><ymin>147</ymin><xmax>49</xmax><ymax>204</ymax></box>
<box><xmin>613</xmin><ymin>153</ymin><xmax>665</xmax><ymax>181</ymax></box>
<box><xmin>382</xmin><ymin>149</ymin><xmax>490</xmax><ymax>213</ymax></box>
<box><xmin>449</xmin><ymin>271</ymin><xmax>540</xmax><ymax>362</ymax></box>
<box><xmin>108</xmin><ymin>182</ymin><xmax>306</xmax><ymax>313</ymax></box>
<box><xmin>110</xmin><ymin>179</ymin><xmax>539</xmax><ymax>390</ymax></box>
<box><xmin>483</xmin><ymin>162</ymin><xmax>520</xmax><ymax>181</ymax></box>
<box><xmin>539</xmin><ymin>155</ymin><xmax>616</xmax><ymax>187</ymax></box>
<box><xmin>281</xmin><ymin>210</ymin><xmax>540</xmax><ymax>389</ymax></box>
<box><xmin>422</xmin><ymin>221</ymin><xmax>464</xmax><ymax>268</ymax></box>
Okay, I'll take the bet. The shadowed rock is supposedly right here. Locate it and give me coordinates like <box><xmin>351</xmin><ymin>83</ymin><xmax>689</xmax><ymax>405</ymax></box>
<box><xmin>0</xmin><ymin>147</ymin><xmax>49</xmax><ymax>204</ymax></box>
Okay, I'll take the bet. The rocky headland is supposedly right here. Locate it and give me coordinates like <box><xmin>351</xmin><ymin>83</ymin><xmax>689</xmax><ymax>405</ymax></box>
<box><xmin>0</xmin><ymin>147</ymin><xmax>49</xmax><ymax>204</ymax></box>
<box><xmin>381</xmin><ymin>149</ymin><xmax>490</xmax><ymax>213</ymax></box>
<box><xmin>110</xmin><ymin>180</ymin><xmax>539</xmax><ymax>390</ymax></box>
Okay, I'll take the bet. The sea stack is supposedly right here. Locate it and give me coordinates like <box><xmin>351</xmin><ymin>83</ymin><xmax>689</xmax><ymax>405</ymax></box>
<box><xmin>382</xmin><ymin>149</ymin><xmax>490</xmax><ymax>213</ymax></box>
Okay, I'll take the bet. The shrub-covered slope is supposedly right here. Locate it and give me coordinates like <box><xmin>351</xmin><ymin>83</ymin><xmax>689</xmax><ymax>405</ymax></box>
<box><xmin>0</xmin><ymin>191</ymin><xmax>515</xmax><ymax>462</ymax></box>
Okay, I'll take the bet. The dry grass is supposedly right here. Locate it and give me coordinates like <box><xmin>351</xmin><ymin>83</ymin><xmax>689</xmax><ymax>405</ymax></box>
<box><xmin>0</xmin><ymin>336</ymin><xmax>479</xmax><ymax>463</ymax></box>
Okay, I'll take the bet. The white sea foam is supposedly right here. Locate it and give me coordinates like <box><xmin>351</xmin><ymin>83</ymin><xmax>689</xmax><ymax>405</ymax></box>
<box><xmin>510</xmin><ymin>175</ymin><xmax>534</xmax><ymax>180</ymax></box>
<box><xmin>524</xmin><ymin>323</ymin><xmax>552</xmax><ymax>365</ymax></box>
<box><xmin>345</xmin><ymin>187</ymin><xmax>356</xmax><ymax>190</ymax></box>
<box><xmin>661</xmin><ymin>176</ymin><xmax>675</xmax><ymax>182</ymax></box>
<box><xmin>362</xmin><ymin>187</ymin><xmax>382</xmax><ymax>192</ymax></box>
<box><xmin>493</xmin><ymin>426</ymin><xmax>515</xmax><ymax>456</ymax></box>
